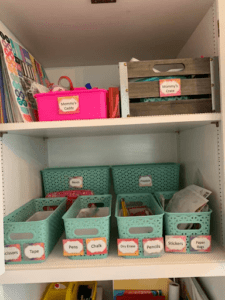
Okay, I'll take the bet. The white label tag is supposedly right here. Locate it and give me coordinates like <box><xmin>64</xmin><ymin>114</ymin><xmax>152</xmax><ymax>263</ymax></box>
<box><xmin>165</xmin><ymin>236</ymin><xmax>186</xmax><ymax>252</ymax></box>
<box><xmin>143</xmin><ymin>238</ymin><xmax>164</xmax><ymax>255</ymax></box>
<box><xmin>4</xmin><ymin>245</ymin><xmax>21</xmax><ymax>262</ymax></box>
<box><xmin>159</xmin><ymin>79</ymin><xmax>181</xmax><ymax>97</ymax></box>
<box><xmin>117</xmin><ymin>239</ymin><xmax>139</xmax><ymax>256</ymax></box>
<box><xmin>58</xmin><ymin>96</ymin><xmax>79</xmax><ymax>114</ymax></box>
<box><xmin>69</xmin><ymin>176</ymin><xmax>83</xmax><ymax>188</ymax></box>
<box><xmin>139</xmin><ymin>175</ymin><xmax>152</xmax><ymax>187</ymax></box>
<box><xmin>63</xmin><ymin>239</ymin><xmax>84</xmax><ymax>256</ymax></box>
<box><xmin>86</xmin><ymin>238</ymin><xmax>107</xmax><ymax>255</ymax></box>
<box><xmin>23</xmin><ymin>243</ymin><xmax>45</xmax><ymax>260</ymax></box>
<box><xmin>190</xmin><ymin>236</ymin><xmax>211</xmax><ymax>252</ymax></box>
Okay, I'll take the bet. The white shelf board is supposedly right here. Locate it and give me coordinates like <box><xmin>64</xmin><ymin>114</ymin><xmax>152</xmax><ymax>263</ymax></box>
<box><xmin>0</xmin><ymin>113</ymin><xmax>221</xmax><ymax>138</ymax></box>
<box><xmin>1</xmin><ymin>235</ymin><xmax>225</xmax><ymax>284</ymax></box>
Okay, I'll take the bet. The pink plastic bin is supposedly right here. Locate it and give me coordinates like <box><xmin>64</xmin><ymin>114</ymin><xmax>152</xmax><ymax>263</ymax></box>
<box><xmin>35</xmin><ymin>88</ymin><xmax>108</xmax><ymax>122</ymax></box>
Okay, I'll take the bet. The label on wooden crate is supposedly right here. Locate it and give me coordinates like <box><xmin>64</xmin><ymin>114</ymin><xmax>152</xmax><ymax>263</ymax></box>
<box><xmin>139</xmin><ymin>175</ymin><xmax>152</xmax><ymax>187</ymax></box>
<box><xmin>159</xmin><ymin>78</ymin><xmax>181</xmax><ymax>97</ymax></box>
<box><xmin>86</xmin><ymin>237</ymin><xmax>107</xmax><ymax>255</ymax></box>
<box><xmin>23</xmin><ymin>243</ymin><xmax>46</xmax><ymax>261</ymax></box>
<box><xmin>63</xmin><ymin>239</ymin><xmax>84</xmax><ymax>256</ymax></box>
<box><xmin>58</xmin><ymin>96</ymin><xmax>79</xmax><ymax>114</ymax></box>
<box><xmin>190</xmin><ymin>235</ymin><xmax>211</xmax><ymax>252</ymax></box>
<box><xmin>143</xmin><ymin>238</ymin><xmax>164</xmax><ymax>256</ymax></box>
<box><xmin>165</xmin><ymin>236</ymin><xmax>186</xmax><ymax>252</ymax></box>
<box><xmin>69</xmin><ymin>176</ymin><xmax>83</xmax><ymax>188</ymax></box>
<box><xmin>117</xmin><ymin>239</ymin><xmax>139</xmax><ymax>256</ymax></box>
<box><xmin>4</xmin><ymin>244</ymin><xmax>21</xmax><ymax>262</ymax></box>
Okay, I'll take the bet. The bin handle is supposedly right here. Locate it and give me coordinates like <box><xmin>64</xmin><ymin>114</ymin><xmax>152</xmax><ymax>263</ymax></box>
<box><xmin>58</xmin><ymin>76</ymin><xmax>74</xmax><ymax>90</ymax></box>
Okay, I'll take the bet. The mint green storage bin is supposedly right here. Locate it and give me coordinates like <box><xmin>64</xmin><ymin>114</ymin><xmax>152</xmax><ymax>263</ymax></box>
<box><xmin>4</xmin><ymin>197</ymin><xmax>66</xmax><ymax>264</ymax></box>
<box><xmin>63</xmin><ymin>195</ymin><xmax>112</xmax><ymax>260</ymax></box>
<box><xmin>41</xmin><ymin>166</ymin><xmax>110</xmax><ymax>196</ymax></box>
<box><xmin>154</xmin><ymin>191</ymin><xmax>212</xmax><ymax>253</ymax></box>
<box><xmin>112</xmin><ymin>163</ymin><xmax>180</xmax><ymax>194</ymax></box>
<box><xmin>116</xmin><ymin>193</ymin><xmax>164</xmax><ymax>258</ymax></box>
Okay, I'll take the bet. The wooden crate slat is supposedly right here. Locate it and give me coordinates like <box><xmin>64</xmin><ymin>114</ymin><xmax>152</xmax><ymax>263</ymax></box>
<box><xmin>127</xmin><ymin>58</ymin><xmax>210</xmax><ymax>78</ymax></box>
<box><xmin>128</xmin><ymin>78</ymin><xmax>211</xmax><ymax>99</ymax></box>
<box><xmin>130</xmin><ymin>99</ymin><xmax>213</xmax><ymax>116</ymax></box>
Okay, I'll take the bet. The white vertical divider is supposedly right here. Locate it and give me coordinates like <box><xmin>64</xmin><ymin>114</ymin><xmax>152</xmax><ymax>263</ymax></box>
<box><xmin>2</xmin><ymin>134</ymin><xmax>47</xmax><ymax>216</ymax></box>
<box><xmin>216</xmin><ymin>0</ymin><xmax>225</xmax><ymax>247</ymax></box>
<box><xmin>179</xmin><ymin>124</ymin><xmax>223</xmax><ymax>244</ymax></box>
<box><xmin>0</xmin><ymin>136</ymin><xmax>5</xmax><ymax>276</ymax></box>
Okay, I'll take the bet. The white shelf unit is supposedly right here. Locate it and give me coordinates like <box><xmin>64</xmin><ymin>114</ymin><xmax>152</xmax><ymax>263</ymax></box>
<box><xmin>0</xmin><ymin>0</ymin><xmax>225</xmax><ymax>298</ymax></box>
<box><xmin>0</xmin><ymin>113</ymin><xmax>224</xmax><ymax>285</ymax></box>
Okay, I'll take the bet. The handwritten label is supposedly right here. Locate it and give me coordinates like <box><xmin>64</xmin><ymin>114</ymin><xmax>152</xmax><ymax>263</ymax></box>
<box><xmin>4</xmin><ymin>244</ymin><xmax>21</xmax><ymax>263</ymax></box>
<box><xmin>63</xmin><ymin>239</ymin><xmax>84</xmax><ymax>256</ymax></box>
<box><xmin>143</xmin><ymin>238</ymin><xmax>164</xmax><ymax>256</ymax></box>
<box><xmin>190</xmin><ymin>235</ymin><xmax>211</xmax><ymax>252</ymax></box>
<box><xmin>23</xmin><ymin>243</ymin><xmax>45</xmax><ymax>261</ymax></box>
<box><xmin>117</xmin><ymin>239</ymin><xmax>139</xmax><ymax>256</ymax></box>
<box><xmin>58</xmin><ymin>96</ymin><xmax>79</xmax><ymax>114</ymax></box>
<box><xmin>165</xmin><ymin>236</ymin><xmax>186</xmax><ymax>252</ymax></box>
<box><xmin>69</xmin><ymin>176</ymin><xmax>83</xmax><ymax>188</ymax></box>
<box><xmin>159</xmin><ymin>79</ymin><xmax>181</xmax><ymax>97</ymax></box>
<box><xmin>86</xmin><ymin>238</ymin><xmax>107</xmax><ymax>256</ymax></box>
<box><xmin>139</xmin><ymin>175</ymin><xmax>152</xmax><ymax>187</ymax></box>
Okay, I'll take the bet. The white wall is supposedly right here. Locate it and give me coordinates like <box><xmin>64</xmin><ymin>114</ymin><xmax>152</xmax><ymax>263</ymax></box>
<box><xmin>2</xmin><ymin>283</ymin><xmax>47</xmax><ymax>300</ymax></box>
<box><xmin>0</xmin><ymin>21</ymin><xmax>20</xmax><ymax>43</ymax></box>
<box><xmin>47</xmin><ymin>133</ymin><xmax>178</xmax><ymax>168</ymax></box>
<box><xmin>178</xmin><ymin>3</ymin><xmax>218</xmax><ymax>58</ymax></box>
<box><xmin>46</xmin><ymin>65</ymin><xmax>120</xmax><ymax>89</ymax></box>
<box><xmin>198</xmin><ymin>277</ymin><xmax>225</xmax><ymax>300</ymax></box>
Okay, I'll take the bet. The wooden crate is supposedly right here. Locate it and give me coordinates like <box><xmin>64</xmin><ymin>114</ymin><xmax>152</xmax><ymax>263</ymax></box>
<box><xmin>119</xmin><ymin>57</ymin><xmax>220</xmax><ymax>117</ymax></box>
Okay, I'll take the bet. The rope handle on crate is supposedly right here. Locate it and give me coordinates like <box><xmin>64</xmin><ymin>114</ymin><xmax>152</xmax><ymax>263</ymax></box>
<box><xmin>58</xmin><ymin>76</ymin><xmax>74</xmax><ymax>90</ymax></box>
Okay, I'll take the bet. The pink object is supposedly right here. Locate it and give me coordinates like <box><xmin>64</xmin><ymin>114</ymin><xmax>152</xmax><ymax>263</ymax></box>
<box><xmin>34</xmin><ymin>88</ymin><xmax>108</xmax><ymax>121</ymax></box>
<box><xmin>159</xmin><ymin>78</ymin><xmax>181</xmax><ymax>98</ymax></box>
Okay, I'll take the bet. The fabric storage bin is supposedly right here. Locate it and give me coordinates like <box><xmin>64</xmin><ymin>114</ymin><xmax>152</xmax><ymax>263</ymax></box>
<box><xmin>63</xmin><ymin>195</ymin><xmax>112</xmax><ymax>260</ymax></box>
<box><xmin>119</xmin><ymin>57</ymin><xmax>220</xmax><ymax>117</ymax></box>
<box><xmin>4</xmin><ymin>197</ymin><xmax>66</xmax><ymax>264</ymax></box>
<box><xmin>112</xmin><ymin>163</ymin><xmax>180</xmax><ymax>195</ymax></box>
<box><xmin>35</xmin><ymin>88</ymin><xmax>108</xmax><ymax>122</ymax></box>
<box><xmin>154</xmin><ymin>191</ymin><xmax>212</xmax><ymax>253</ymax></box>
<box><xmin>42</xmin><ymin>166</ymin><xmax>110</xmax><ymax>196</ymax></box>
<box><xmin>116</xmin><ymin>193</ymin><xmax>164</xmax><ymax>258</ymax></box>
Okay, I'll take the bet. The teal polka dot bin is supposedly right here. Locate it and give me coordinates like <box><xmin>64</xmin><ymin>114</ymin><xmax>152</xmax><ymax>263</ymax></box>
<box><xmin>154</xmin><ymin>191</ymin><xmax>212</xmax><ymax>253</ymax></box>
<box><xmin>4</xmin><ymin>197</ymin><xmax>66</xmax><ymax>264</ymax></box>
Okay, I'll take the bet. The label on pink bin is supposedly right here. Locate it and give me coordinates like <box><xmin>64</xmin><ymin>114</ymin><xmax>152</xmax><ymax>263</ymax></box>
<box><xmin>58</xmin><ymin>96</ymin><xmax>79</xmax><ymax>114</ymax></box>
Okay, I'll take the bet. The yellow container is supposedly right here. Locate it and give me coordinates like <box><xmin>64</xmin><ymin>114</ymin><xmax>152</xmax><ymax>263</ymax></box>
<box><xmin>42</xmin><ymin>282</ymin><xmax>70</xmax><ymax>300</ymax></box>
<box><xmin>66</xmin><ymin>281</ymin><xmax>97</xmax><ymax>300</ymax></box>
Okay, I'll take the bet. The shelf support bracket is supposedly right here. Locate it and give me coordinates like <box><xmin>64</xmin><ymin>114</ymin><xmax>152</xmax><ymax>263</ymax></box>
<box><xmin>211</xmin><ymin>121</ymin><xmax>219</xmax><ymax>127</ymax></box>
<box><xmin>0</xmin><ymin>132</ymin><xmax>8</xmax><ymax>137</ymax></box>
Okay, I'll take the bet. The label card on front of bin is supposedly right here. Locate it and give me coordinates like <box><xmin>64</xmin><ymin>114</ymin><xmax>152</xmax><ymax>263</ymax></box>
<box><xmin>86</xmin><ymin>237</ymin><xmax>107</xmax><ymax>256</ymax></box>
<box><xmin>159</xmin><ymin>78</ymin><xmax>181</xmax><ymax>97</ymax></box>
<box><xmin>69</xmin><ymin>176</ymin><xmax>83</xmax><ymax>188</ymax></box>
<box><xmin>139</xmin><ymin>175</ymin><xmax>152</xmax><ymax>187</ymax></box>
<box><xmin>117</xmin><ymin>239</ymin><xmax>139</xmax><ymax>256</ymax></box>
<box><xmin>165</xmin><ymin>235</ymin><xmax>186</xmax><ymax>253</ymax></box>
<box><xmin>143</xmin><ymin>238</ymin><xmax>164</xmax><ymax>256</ymax></box>
<box><xmin>58</xmin><ymin>96</ymin><xmax>79</xmax><ymax>114</ymax></box>
<box><xmin>63</xmin><ymin>239</ymin><xmax>84</xmax><ymax>256</ymax></box>
<box><xmin>4</xmin><ymin>244</ymin><xmax>21</xmax><ymax>263</ymax></box>
<box><xmin>190</xmin><ymin>235</ymin><xmax>211</xmax><ymax>252</ymax></box>
<box><xmin>23</xmin><ymin>243</ymin><xmax>46</xmax><ymax>261</ymax></box>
